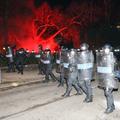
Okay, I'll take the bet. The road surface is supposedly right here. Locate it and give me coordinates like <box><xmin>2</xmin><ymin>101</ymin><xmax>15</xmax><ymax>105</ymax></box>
<box><xmin>0</xmin><ymin>81</ymin><xmax>120</xmax><ymax>120</ymax></box>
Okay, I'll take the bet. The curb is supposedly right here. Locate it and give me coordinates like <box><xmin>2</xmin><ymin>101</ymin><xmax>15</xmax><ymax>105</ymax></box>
<box><xmin>0</xmin><ymin>80</ymin><xmax>44</xmax><ymax>91</ymax></box>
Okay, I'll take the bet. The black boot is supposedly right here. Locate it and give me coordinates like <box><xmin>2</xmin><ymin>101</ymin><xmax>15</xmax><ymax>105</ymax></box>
<box><xmin>83</xmin><ymin>96</ymin><xmax>93</xmax><ymax>103</ymax></box>
<box><xmin>21</xmin><ymin>71</ymin><xmax>23</xmax><ymax>75</ymax></box>
<box><xmin>74</xmin><ymin>84</ymin><xmax>83</xmax><ymax>95</ymax></box>
<box><xmin>62</xmin><ymin>88</ymin><xmax>71</xmax><ymax>97</ymax></box>
<box><xmin>58</xmin><ymin>83</ymin><xmax>64</xmax><ymax>87</ymax></box>
<box><xmin>62</xmin><ymin>92</ymin><xmax>70</xmax><ymax>97</ymax></box>
<box><xmin>104</xmin><ymin>107</ymin><xmax>114</xmax><ymax>114</ymax></box>
<box><xmin>42</xmin><ymin>78</ymin><xmax>49</xmax><ymax>83</ymax></box>
<box><xmin>58</xmin><ymin>80</ymin><xmax>64</xmax><ymax>87</ymax></box>
<box><xmin>112</xmin><ymin>104</ymin><xmax>115</xmax><ymax>110</ymax></box>
<box><xmin>75</xmin><ymin>91</ymin><xmax>82</xmax><ymax>95</ymax></box>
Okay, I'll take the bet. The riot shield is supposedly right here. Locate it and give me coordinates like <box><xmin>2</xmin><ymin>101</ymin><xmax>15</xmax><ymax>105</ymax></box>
<box><xmin>77</xmin><ymin>50</ymin><xmax>94</xmax><ymax>81</ymax></box>
<box><xmin>96</xmin><ymin>52</ymin><xmax>119</xmax><ymax>89</ymax></box>
<box><xmin>61</xmin><ymin>49</ymin><xmax>69</xmax><ymax>79</ymax></box>
<box><xmin>55</xmin><ymin>51</ymin><xmax>61</xmax><ymax>73</ymax></box>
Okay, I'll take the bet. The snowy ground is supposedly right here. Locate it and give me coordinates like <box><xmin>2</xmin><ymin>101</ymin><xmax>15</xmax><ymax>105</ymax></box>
<box><xmin>0</xmin><ymin>68</ymin><xmax>120</xmax><ymax>120</ymax></box>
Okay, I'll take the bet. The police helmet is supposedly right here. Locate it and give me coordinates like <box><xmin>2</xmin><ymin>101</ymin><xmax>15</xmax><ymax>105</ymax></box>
<box><xmin>102</xmin><ymin>44</ymin><xmax>112</xmax><ymax>53</ymax></box>
<box><xmin>44</xmin><ymin>48</ymin><xmax>51</xmax><ymax>53</ymax></box>
<box><xmin>80</xmin><ymin>43</ymin><xmax>89</xmax><ymax>51</ymax></box>
<box><xmin>70</xmin><ymin>49</ymin><xmax>76</xmax><ymax>56</ymax></box>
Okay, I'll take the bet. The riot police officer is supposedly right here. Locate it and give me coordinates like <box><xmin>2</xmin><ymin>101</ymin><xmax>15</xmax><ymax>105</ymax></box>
<box><xmin>96</xmin><ymin>44</ymin><xmax>119</xmax><ymax>113</ymax></box>
<box><xmin>55</xmin><ymin>50</ymin><xmax>62</xmax><ymax>85</ymax></box>
<box><xmin>63</xmin><ymin>49</ymin><xmax>82</xmax><ymax>97</ymax></box>
<box><xmin>15</xmin><ymin>48</ymin><xmax>27</xmax><ymax>75</ymax></box>
<box><xmin>56</xmin><ymin>48</ymin><xmax>69</xmax><ymax>87</ymax></box>
<box><xmin>6</xmin><ymin>46</ymin><xmax>15</xmax><ymax>72</ymax></box>
<box><xmin>35</xmin><ymin>45</ymin><xmax>44</xmax><ymax>75</ymax></box>
<box><xmin>60</xmin><ymin>48</ymin><xmax>69</xmax><ymax>87</ymax></box>
<box><xmin>77</xmin><ymin>43</ymin><xmax>94</xmax><ymax>102</ymax></box>
<box><xmin>55</xmin><ymin>46</ymin><xmax>66</xmax><ymax>87</ymax></box>
<box><xmin>42</xmin><ymin>48</ymin><xmax>57</xmax><ymax>82</ymax></box>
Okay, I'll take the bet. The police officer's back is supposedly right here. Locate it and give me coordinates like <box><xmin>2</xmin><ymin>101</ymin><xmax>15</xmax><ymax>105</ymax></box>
<box><xmin>15</xmin><ymin>48</ymin><xmax>26</xmax><ymax>74</ymax></box>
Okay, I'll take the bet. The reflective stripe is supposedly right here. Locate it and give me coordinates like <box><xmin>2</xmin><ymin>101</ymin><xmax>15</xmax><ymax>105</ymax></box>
<box><xmin>40</xmin><ymin>59</ymin><xmax>44</xmax><ymax>63</ymax></box>
<box><xmin>97</xmin><ymin>66</ymin><xmax>112</xmax><ymax>73</ymax></box>
<box><xmin>35</xmin><ymin>55</ymin><xmax>40</xmax><ymax>58</ymax></box>
<box><xmin>63</xmin><ymin>63</ymin><xmax>69</xmax><ymax>68</ymax></box>
<box><xmin>56</xmin><ymin>60</ymin><xmax>60</xmax><ymax>64</ymax></box>
<box><xmin>19</xmin><ymin>51</ymin><xmax>23</xmax><ymax>54</ymax></box>
<box><xmin>6</xmin><ymin>54</ymin><xmax>12</xmax><ymax>57</ymax></box>
<box><xmin>77</xmin><ymin>63</ymin><xmax>93</xmax><ymax>69</ymax></box>
<box><xmin>41</xmin><ymin>60</ymin><xmax>50</xmax><ymax>64</ymax></box>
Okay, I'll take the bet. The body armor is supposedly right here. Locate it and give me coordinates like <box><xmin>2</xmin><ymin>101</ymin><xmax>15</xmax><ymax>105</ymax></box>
<box><xmin>41</xmin><ymin>50</ymin><xmax>51</xmax><ymax>65</ymax></box>
<box><xmin>77</xmin><ymin>50</ymin><xmax>94</xmax><ymax>81</ymax></box>
<box><xmin>55</xmin><ymin>50</ymin><xmax>61</xmax><ymax>73</ymax></box>
<box><xmin>42</xmin><ymin>49</ymin><xmax>57</xmax><ymax>82</ymax></box>
<box><xmin>15</xmin><ymin>48</ymin><xmax>26</xmax><ymax>74</ymax></box>
<box><xmin>96</xmin><ymin>51</ymin><xmax>119</xmax><ymax>89</ymax></box>
<box><xmin>61</xmin><ymin>49</ymin><xmax>69</xmax><ymax>79</ymax></box>
<box><xmin>62</xmin><ymin>49</ymin><xmax>82</xmax><ymax>96</ymax></box>
<box><xmin>67</xmin><ymin>49</ymin><xmax>78</xmax><ymax>80</ymax></box>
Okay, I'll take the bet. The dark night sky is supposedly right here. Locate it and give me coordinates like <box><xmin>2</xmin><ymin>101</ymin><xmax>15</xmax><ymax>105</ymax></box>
<box><xmin>0</xmin><ymin>0</ymin><xmax>120</xmax><ymax>23</ymax></box>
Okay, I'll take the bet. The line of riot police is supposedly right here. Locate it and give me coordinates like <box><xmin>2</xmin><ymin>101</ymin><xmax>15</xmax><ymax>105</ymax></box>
<box><xmin>4</xmin><ymin>43</ymin><xmax>120</xmax><ymax>114</ymax></box>
<box><xmin>5</xmin><ymin>45</ymin><xmax>57</xmax><ymax>80</ymax></box>
<box><xmin>56</xmin><ymin>43</ymin><xmax>94</xmax><ymax>102</ymax></box>
<box><xmin>5</xmin><ymin>46</ymin><xmax>27</xmax><ymax>74</ymax></box>
<box><xmin>35</xmin><ymin>45</ymin><xmax>57</xmax><ymax>82</ymax></box>
<box><xmin>55</xmin><ymin>43</ymin><xmax>119</xmax><ymax>114</ymax></box>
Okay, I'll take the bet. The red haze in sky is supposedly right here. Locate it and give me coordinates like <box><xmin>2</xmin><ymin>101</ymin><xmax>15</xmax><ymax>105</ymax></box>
<box><xmin>0</xmin><ymin>0</ymin><xmax>107</xmax><ymax>52</ymax></box>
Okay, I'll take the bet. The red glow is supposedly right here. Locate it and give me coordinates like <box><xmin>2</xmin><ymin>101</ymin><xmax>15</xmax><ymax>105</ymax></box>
<box><xmin>0</xmin><ymin>0</ymin><xmax>107</xmax><ymax>53</ymax></box>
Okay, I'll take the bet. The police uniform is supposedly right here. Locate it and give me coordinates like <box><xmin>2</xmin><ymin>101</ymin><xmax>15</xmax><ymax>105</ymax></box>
<box><xmin>55</xmin><ymin>48</ymin><xmax>66</xmax><ymax>87</ymax></box>
<box><xmin>41</xmin><ymin>49</ymin><xmax>57</xmax><ymax>82</ymax></box>
<box><xmin>96</xmin><ymin>44</ymin><xmax>119</xmax><ymax>113</ymax></box>
<box><xmin>35</xmin><ymin>45</ymin><xmax>44</xmax><ymax>75</ymax></box>
<box><xmin>77</xmin><ymin>43</ymin><xmax>94</xmax><ymax>102</ymax></box>
<box><xmin>63</xmin><ymin>49</ymin><xmax>82</xmax><ymax>97</ymax></box>
<box><xmin>15</xmin><ymin>48</ymin><xmax>26</xmax><ymax>75</ymax></box>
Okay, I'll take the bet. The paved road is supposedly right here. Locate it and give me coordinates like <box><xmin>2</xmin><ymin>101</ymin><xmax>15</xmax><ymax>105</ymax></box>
<box><xmin>0</xmin><ymin>81</ymin><xmax>120</xmax><ymax>120</ymax></box>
